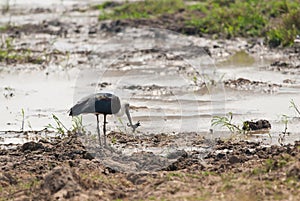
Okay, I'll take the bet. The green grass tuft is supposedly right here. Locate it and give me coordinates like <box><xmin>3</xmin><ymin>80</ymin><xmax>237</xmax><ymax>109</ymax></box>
<box><xmin>97</xmin><ymin>0</ymin><xmax>300</xmax><ymax>47</ymax></box>
<box><xmin>98</xmin><ymin>0</ymin><xmax>184</xmax><ymax>20</ymax></box>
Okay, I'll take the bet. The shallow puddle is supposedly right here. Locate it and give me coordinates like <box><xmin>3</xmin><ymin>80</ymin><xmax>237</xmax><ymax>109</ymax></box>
<box><xmin>1</xmin><ymin>1</ymin><xmax>300</xmax><ymax>147</ymax></box>
<box><xmin>1</xmin><ymin>53</ymin><xmax>300</xmax><ymax>146</ymax></box>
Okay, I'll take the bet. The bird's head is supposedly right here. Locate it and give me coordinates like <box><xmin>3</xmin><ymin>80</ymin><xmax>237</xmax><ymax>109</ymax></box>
<box><xmin>117</xmin><ymin>102</ymin><xmax>141</xmax><ymax>132</ymax></box>
<box><xmin>125</xmin><ymin>103</ymin><xmax>141</xmax><ymax>132</ymax></box>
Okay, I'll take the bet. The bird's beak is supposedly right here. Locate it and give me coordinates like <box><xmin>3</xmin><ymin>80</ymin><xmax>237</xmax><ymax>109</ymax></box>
<box><xmin>125</xmin><ymin>104</ymin><xmax>140</xmax><ymax>132</ymax></box>
<box><xmin>125</xmin><ymin>104</ymin><xmax>135</xmax><ymax>131</ymax></box>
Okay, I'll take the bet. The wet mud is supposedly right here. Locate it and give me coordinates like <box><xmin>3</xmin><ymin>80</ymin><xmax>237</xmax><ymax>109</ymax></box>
<box><xmin>1</xmin><ymin>134</ymin><xmax>300</xmax><ymax>200</ymax></box>
<box><xmin>224</xmin><ymin>78</ymin><xmax>282</xmax><ymax>93</ymax></box>
<box><xmin>265</xmin><ymin>60</ymin><xmax>300</xmax><ymax>75</ymax></box>
<box><xmin>1</xmin><ymin>1</ymin><xmax>300</xmax><ymax>200</ymax></box>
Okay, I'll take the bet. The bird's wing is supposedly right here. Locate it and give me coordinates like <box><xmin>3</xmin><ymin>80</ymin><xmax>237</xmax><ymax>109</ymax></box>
<box><xmin>69</xmin><ymin>94</ymin><xmax>97</xmax><ymax>116</ymax></box>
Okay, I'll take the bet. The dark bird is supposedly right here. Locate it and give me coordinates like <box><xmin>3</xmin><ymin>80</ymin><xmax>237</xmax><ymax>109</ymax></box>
<box><xmin>69</xmin><ymin>93</ymin><xmax>140</xmax><ymax>146</ymax></box>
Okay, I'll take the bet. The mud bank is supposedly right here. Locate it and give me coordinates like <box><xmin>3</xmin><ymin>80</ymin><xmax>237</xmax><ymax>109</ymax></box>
<box><xmin>1</xmin><ymin>134</ymin><xmax>300</xmax><ymax>200</ymax></box>
<box><xmin>1</xmin><ymin>2</ymin><xmax>300</xmax><ymax>200</ymax></box>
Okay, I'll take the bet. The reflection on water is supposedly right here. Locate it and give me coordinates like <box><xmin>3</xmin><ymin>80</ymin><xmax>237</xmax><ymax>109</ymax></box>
<box><xmin>218</xmin><ymin>50</ymin><xmax>256</xmax><ymax>67</ymax></box>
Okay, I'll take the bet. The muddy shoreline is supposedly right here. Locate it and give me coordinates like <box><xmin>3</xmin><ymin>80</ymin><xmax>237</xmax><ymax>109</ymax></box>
<box><xmin>1</xmin><ymin>133</ymin><xmax>300</xmax><ymax>200</ymax></box>
<box><xmin>1</xmin><ymin>1</ymin><xmax>300</xmax><ymax>200</ymax></box>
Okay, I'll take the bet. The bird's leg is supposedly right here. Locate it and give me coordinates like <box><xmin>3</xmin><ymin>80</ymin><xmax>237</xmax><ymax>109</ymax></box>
<box><xmin>96</xmin><ymin>114</ymin><xmax>101</xmax><ymax>147</ymax></box>
<box><xmin>103</xmin><ymin>114</ymin><xmax>107</xmax><ymax>146</ymax></box>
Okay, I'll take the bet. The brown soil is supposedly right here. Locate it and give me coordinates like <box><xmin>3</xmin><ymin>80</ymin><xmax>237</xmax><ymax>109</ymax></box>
<box><xmin>1</xmin><ymin>2</ymin><xmax>300</xmax><ymax>201</ymax></box>
<box><xmin>264</xmin><ymin>60</ymin><xmax>300</xmax><ymax>75</ymax></box>
<box><xmin>1</xmin><ymin>133</ymin><xmax>300</xmax><ymax>201</ymax></box>
<box><xmin>224</xmin><ymin>78</ymin><xmax>282</xmax><ymax>93</ymax></box>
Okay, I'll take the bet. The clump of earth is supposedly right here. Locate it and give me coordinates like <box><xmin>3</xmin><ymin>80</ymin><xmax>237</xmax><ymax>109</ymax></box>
<box><xmin>1</xmin><ymin>1</ymin><xmax>300</xmax><ymax>200</ymax></box>
<box><xmin>1</xmin><ymin>133</ymin><xmax>300</xmax><ymax>200</ymax></box>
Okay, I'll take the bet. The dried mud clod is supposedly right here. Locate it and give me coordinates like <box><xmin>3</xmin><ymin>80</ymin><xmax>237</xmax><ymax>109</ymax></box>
<box><xmin>224</xmin><ymin>78</ymin><xmax>281</xmax><ymax>93</ymax></box>
<box><xmin>265</xmin><ymin>60</ymin><xmax>300</xmax><ymax>75</ymax></box>
<box><xmin>242</xmin><ymin>119</ymin><xmax>271</xmax><ymax>131</ymax></box>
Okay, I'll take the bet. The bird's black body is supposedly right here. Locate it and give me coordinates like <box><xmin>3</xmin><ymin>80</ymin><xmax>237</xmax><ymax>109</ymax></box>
<box><xmin>69</xmin><ymin>92</ymin><xmax>140</xmax><ymax>147</ymax></box>
<box><xmin>69</xmin><ymin>93</ymin><xmax>121</xmax><ymax>146</ymax></box>
<box><xmin>69</xmin><ymin>93</ymin><xmax>121</xmax><ymax>116</ymax></box>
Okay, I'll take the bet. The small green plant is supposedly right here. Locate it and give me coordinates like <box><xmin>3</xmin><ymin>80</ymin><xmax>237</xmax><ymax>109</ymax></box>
<box><xmin>290</xmin><ymin>99</ymin><xmax>300</xmax><ymax>117</ymax></box>
<box><xmin>71</xmin><ymin>116</ymin><xmax>85</xmax><ymax>134</ymax></box>
<box><xmin>193</xmin><ymin>75</ymin><xmax>198</xmax><ymax>85</ymax></box>
<box><xmin>96</xmin><ymin>1</ymin><xmax>117</xmax><ymax>10</ymax></box>
<box><xmin>167</xmin><ymin>172</ymin><xmax>184</xmax><ymax>181</ymax></box>
<box><xmin>277</xmin><ymin>99</ymin><xmax>300</xmax><ymax>145</ymax></box>
<box><xmin>111</xmin><ymin>136</ymin><xmax>117</xmax><ymax>144</ymax></box>
<box><xmin>281</xmin><ymin>114</ymin><xmax>290</xmax><ymax>135</ymax></box>
<box><xmin>46</xmin><ymin>114</ymin><xmax>86</xmax><ymax>137</ymax></box>
<box><xmin>278</xmin><ymin>114</ymin><xmax>291</xmax><ymax>146</ymax></box>
<box><xmin>211</xmin><ymin>112</ymin><xmax>243</xmax><ymax>134</ymax></box>
<box><xmin>264</xmin><ymin>157</ymin><xmax>289</xmax><ymax>172</ymax></box>
<box><xmin>46</xmin><ymin>114</ymin><xmax>69</xmax><ymax>136</ymax></box>
<box><xmin>201</xmin><ymin>171</ymin><xmax>216</xmax><ymax>176</ymax></box>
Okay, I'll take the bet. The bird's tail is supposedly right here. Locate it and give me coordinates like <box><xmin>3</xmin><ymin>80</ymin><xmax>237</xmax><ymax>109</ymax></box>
<box><xmin>68</xmin><ymin>109</ymin><xmax>73</xmax><ymax>116</ymax></box>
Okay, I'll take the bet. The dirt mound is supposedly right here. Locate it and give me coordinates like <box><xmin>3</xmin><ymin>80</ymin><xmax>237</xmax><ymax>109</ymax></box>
<box><xmin>37</xmin><ymin>167</ymin><xmax>84</xmax><ymax>200</ymax></box>
<box><xmin>99</xmin><ymin>11</ymin><xmax>203</xmax><ymax>36</ymax></box>
<box><xmin>243</xmin><ymin>119</ymin><xmax>271</xmax><ymax>131</ymax></box>
<box><xmin>1</xmin><ymin>134</ymin><xmax>300</xmax><ymax>200</ymax></box>
<box><xmin>265</xmin><ymin>60</ymin><xmax>300</xmax><ymax>75</ymax></box>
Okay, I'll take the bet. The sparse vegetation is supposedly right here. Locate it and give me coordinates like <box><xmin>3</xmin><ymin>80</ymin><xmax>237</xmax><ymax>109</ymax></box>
<box><xmin>290</xmin><ymin>99</ymin><xmax>300</xmax><ymax>117</ymax></box>
<box><xmin>277</xmin><ymin>99</ymin><xmax>300</xmax><ymax>145</ymax></box>
<box><xmin>278</xmin><ymin>114</ymin><xmax>291</xmax><ymax>145</ymax></box>
<box><xmin>281</xmin><ymin>114</ymin><xmax>290</xmax><ymax>135</ymax></box>
<box><xmin>46</xmin><ymin>114</ymin><xmax>69</xmax><ymax>136</ymax></box>
<box><xmin>98</xmin><ymin>0</ymin><xmax>184</xmax><ymax>20</ymax></box>
<box><xmin>1</xmin><ymin>129</ymin><xmax>300</xmax><ymax>200</ymax></box>
<box><xmin>46</xmin><ymin>114</ymin><xmax>85</xmax><ymax>136</ymax></box>
<box><xmin>211</xmin><ymin>112</ymin><xmax>244</xmax><ymax>134</ymax></box>
<box><xmin>1</xmin><ymin>1</ymin><xmax>300</xmax><ymax>201</ymax></box>
<box><xmin>71</xmin><ymin>115</ymin><xmax>86</xmax><ymax>134</ymax></box>
<box><xmin>0</xmin><ymin>37</ymin><xmax>44</xmax><ymax>64</ymax></box>
<box><xmin>98</xmin><ymin>0</ymin><xmax>300</xmax><ymax>47</ymax></box>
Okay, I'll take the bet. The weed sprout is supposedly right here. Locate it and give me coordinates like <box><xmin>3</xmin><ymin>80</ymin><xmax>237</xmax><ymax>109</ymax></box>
<box><xmin>211</xmin><ymin>112</ymin><xmax>243</xmax><ymax>134</ymax></box>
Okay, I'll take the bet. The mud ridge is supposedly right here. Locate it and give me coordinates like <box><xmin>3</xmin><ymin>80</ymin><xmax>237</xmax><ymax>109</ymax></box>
<box><xmin>1</xmin><ymin>134</ymin><xmax>300</xmax><ymax>200</ymax></box>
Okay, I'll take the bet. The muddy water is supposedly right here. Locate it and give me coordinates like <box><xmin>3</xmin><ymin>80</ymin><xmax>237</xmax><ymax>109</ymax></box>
<box><xmin>2</xmin><ymin>49</ymin><xmax>300</xmax><ymax>146</ymax></box>
<box><xmin>1</xmin><ymin>1</ymin><xmax>300</xmax><ymax>147</ymax></box>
